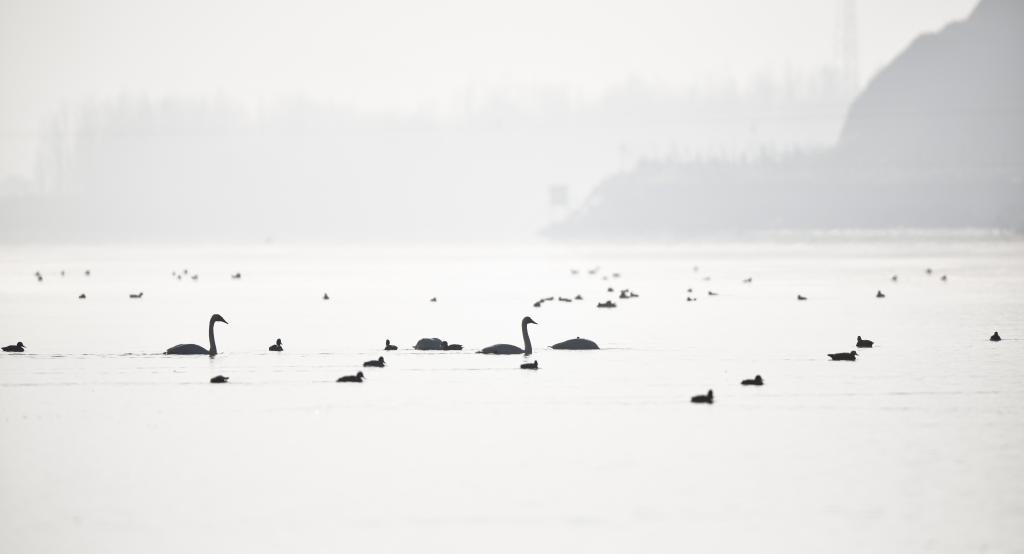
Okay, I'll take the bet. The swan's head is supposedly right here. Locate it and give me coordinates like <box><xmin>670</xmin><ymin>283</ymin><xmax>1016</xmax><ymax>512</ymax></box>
<box><xmin>211</xmin><ymin>314</ymin><xmax>228</xmax><ymax>325</ymax></box>
<box><xmin>523</xmin><ymin>316</ymin><xmax>537</xmax><ymax>325</ymax></box>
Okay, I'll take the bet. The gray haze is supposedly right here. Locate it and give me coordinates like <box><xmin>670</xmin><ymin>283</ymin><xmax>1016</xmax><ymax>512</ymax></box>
<box><xmin>1</xmin><ymin>0</ymin><xmax>1011</xmax><ymax>241</ymax></box>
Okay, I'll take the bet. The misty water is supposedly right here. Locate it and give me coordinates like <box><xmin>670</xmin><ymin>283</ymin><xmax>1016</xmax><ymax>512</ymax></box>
<box><xmin>1</xmin><ymin>238</ymin><xmax>1022</xmax><ymax>553</ymax></box>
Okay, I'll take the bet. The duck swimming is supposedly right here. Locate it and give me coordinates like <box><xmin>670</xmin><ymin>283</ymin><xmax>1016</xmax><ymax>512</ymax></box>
<box><xmin>797</xmin><ymin>294</ymin><xmax>807</xmax><ymax>301</ymax></box>
<box><xmin>741</xmin><ymin>375</ymin><xmax>763</xmax><ymax>386</ymax></box>
<box><xmin>384</xmin><ymin>339</ymin><xmax>398</xmax><ymax>351</ymax></box>
<box><xmin>2</xmin><ymin>341</ymin><xmax>25</xmax><ymax>353</ymax></box>
<box><xmin>129</xmin><ymin>292</ymin><xmax>143</xmax><ymax>299</ymax></box>
<box><xmin>828</xmin><ymin>351</ymin><xmax>858</xmax><ymax>361</ymax></box>
<box><xmin>165</xmin><ymin>314</ymin><xmax>228</xmax><ymax>356</ymax></box>
<box><xmin>551</xmin><ymin>337</ymin><xmax>599</xmax><ymax>350</ymax></box>
<box><xmin>363</xmin><ymin>356</ymin><xmax>385</xmax><ymax>368</ymax></box>
<box><xmin>691</xmin><ymin>390</ymin><xmax>714</xmax><ymax>404</ymax></box>
<box><xmin>323</xmin><ymin>293</ymin><xmax>330</xmax><ymax>300</ymax></box>
<box><xmin>78</xmin><ymin>293</ymin><xmax>86</xmax><ymax>299</ymax></box>
<box><xmin>269</xmin><ymin>338</ymin><xmax>283</xmax><ymax>351</ymax></box>
<box><xmin>479</xmin><ymin>316</ymin><xmax>536</xmax><ymax>355</ymax></box>
<box><xmin>520</xmin><ymin>360</ymin><xmax>539</xmax><ymax>370</ymax></box>
<box><xmin>337</xmin><ymin>371</ymin><xmax>364</xmax><ymax>383</ymax></box>
<box><xmin>876</xmin><ymin>290</ymin><xmax>885</xmax><ymax>298</ymax></box>
<box><xmin>990</xmin><ymin>331</ymin><xmax>1002</xmax><ymax>342</ymax></box>
<box><xmin>856</xmin><ymin>336</ymin><xmax>874</xmax><ymax>348</ymax></box>
<box><xmin>210</xmin><ymin>375</ymin><xmax>229</xmax><ymax>384</ymax></box>
<box><xmin>597</xmin><ymin>301</ymin><xmax>616</xmax><ymax>308</ymax></box>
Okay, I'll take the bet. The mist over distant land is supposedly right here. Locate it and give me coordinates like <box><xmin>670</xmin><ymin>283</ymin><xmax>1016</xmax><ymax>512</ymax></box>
<box><xmin>0</xmin><ymin>0</ymin><xmax>1018</xmax><ymax>242</ymax></box>
<box><xmin>549</xmin><ymin>0</ymin><xmax>1024</xmax><ymax>239</ymax></box>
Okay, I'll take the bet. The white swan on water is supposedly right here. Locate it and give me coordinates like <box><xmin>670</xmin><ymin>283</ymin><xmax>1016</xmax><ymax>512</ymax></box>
<box><xmin>479</xmin><ymin>316</ymin><xmax>536</xmax><ymax>355</ymax></box>
<box><xmin>165</xmin><ymin>314</ymin><xmax>228</xmax><ymax>355</ymax></box>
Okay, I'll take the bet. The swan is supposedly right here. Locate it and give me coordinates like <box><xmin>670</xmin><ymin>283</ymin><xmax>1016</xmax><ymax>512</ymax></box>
<box><xmin>551</xmin><ymin>337</ymin><xmax>599</xmax><ymax>350</ymax></box>
<box><xmin>210</xmin><ymin>375</ymin><xmax>229</xmax><ymax>383</ymax></box>
<box><xmin>2</xmin><ymin>341</ymin><xmax>25</xmax><ymax>353</ymax></box>
<box><xmin>856</xmin><ymin>336</ymin><xmax>874</xmax><ymax>348</ymax></box>
<box><xmin>363</xmin><ymin>356</ymin><xmax>385</xmax><ymax>368</ymax></box>
<box><xmin>165</xmin><ymin>314</ymin><xmax>228</xmax><ymax>355</ymax></box>
<box><xmin>741</xmin><ymin>375</ymin><xmax>764</xmax><ymax>386</ymax></box>
<box><xmin>691</xmin><ymin>390</ymin><xmax>714</xmax><ymax>404</ymax></box>
<box><xmin>520</xmin><ymin>360</ymin><xmax>539</xmax><ymax>370</ymax></box>
<box><xmin>415</xmin><ymin>337</ymin><xmax>447</xmax><ymax>351</ymax></box>
<box><xmin>269</xmin><ymin>338</ymin><xmax>283</xmax><ymax>351</ymax></box>
<box><xmin>479</xmin><ymin>316</ymin><xmax>536</xmax><ymax>355</ymax></box>
<box><xmin>385</xmin><ymin>339</ymin><xmax>398</xmax><ymax>351</ymax></box>
<box><xmin>828</xmin><ymin>351</ymin><xmax>858</xmax><ymax>361</ymax></box>
<box><xmin>990</xmin><ymin>331</ymin><xmax>1002</xmax><ymax>342</ymax></box>
<box><xmin>337</xmin><ymin>371</ymin><xmax>364</xmax><ymax>383</ymax></box>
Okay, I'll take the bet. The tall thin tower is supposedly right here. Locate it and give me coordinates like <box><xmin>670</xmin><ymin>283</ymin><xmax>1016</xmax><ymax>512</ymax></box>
<box><xmin>835</xmin><ymin>0</ymin><xmax>860</xmax><ymax>94</ymax></box>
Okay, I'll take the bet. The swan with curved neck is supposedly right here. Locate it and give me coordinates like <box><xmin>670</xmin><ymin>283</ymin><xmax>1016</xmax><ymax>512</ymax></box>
<box><xmin>165</xmin><ymin>314</ymin><xmax>228</xmax><ymax>355</ymax></box>
<box><xmin>479</xmin><ymin>316</ymin><xmax>536</xmax><ymax>355</ymax></box>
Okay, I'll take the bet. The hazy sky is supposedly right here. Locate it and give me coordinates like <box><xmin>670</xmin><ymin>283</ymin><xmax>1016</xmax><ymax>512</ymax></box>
<box><xmin>0</xmin><ymin>0</ymin><xmax>979</xmax><ymax>177</ymax></box>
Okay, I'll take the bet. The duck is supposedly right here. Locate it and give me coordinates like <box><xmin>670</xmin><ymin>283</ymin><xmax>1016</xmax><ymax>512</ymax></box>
<box><xmin>607</xmin><ymin>287</ymin><xmax>614</xmax><ymax>293</ymax></box>
<box><xmin>691</xmin><ymin>390</ymin><xmax>714</xmax><ymax>404</ymax></box>
<box><xmin>430</xmin><ymin>297</ymin><xmax>437</xmax><ymax>302</ymax></box>
<box><xmin>444</xmin><ymin>343</ymin><xmax>463</xmax><ymax>351</ymax></box>
<box><xmin>574</xmin><ymin>294</ymin><xmax>583</xmax><ymax>300</ymax></box>
<box><xmin>210</xmin><ymin>375</ymin><xmax>229</xmax><ymax>384</ymax></box>
<box><xmin>479</xmin><ymin>316</ymin><xmax>536</xmax><ymax>355</ymax></box>
<box><xmin>323</xmin><ymin>293</ymin><xmax>330</xmax><ymax>300</ymax></box>
<box><xmin>742</xmin><ymin>277</ymin><xmax>753</xmax><ymax>283</ymax></box>
<box><xmin>191</xmin><ymin>274</ymin><xmax>199</xmax><ymax>281</ymax></box>
<box><xmin>707</xmin><ymin>291</ymin><xmax>718</xmax><ymax>296</ymax></box>
<box><xmin>269</xmin><ymin>338</ymin><xmax>283</xmax><ymax>351</ymax></box>
<box><xmin>741</xmin><ymin>375</ymin><xmax>763</xmax><ymax>386</ymax></box>
<box><xmin>231</xmin><ymin>272</ymin><xmax>242</xmax><ymax>279</ymax></box>
<box><xmin>597</xmin><ymin>300</ymin><xmax>616</xmax><ymax>308</ymax></box>
<box><xmin>2</xmin><ymin>341</ymin><xmax>26</xmax><ymax>353</ymax></box>
<box><xmin>363</xmin><ymin>356</ymin><xmax>385</xmax><ymax>368</ymax></box>
<box><xmin>165</xmin><ymin>314</ymin><xmax>228</xmax><ymax>355</ymax></box>
<box><xmin>797</xmin><ymin>294</ymin><xmax>807</xmax><ymax>301</ymax></box>
<box><xmin>384</xmin><ymin>339</ymin><xmax>398</xmax><ymax>351</ymax></box>
<box><xmin>926</xmin><ymin>268</ymin><xmax>933</xmax><ymax>275</ymax></box>
<box><xmin>78</xmin><ymin>293</ymin><xmax>86</xmax><ymax>299</ymax></box>
<box><xmin>827</xmin><ymin>351</ymin><xmax>858</xmax><ymax>361</ymax></box>
<box><xmin>551</xmin><ymin>337</ymin><xmax>599</xmax><ymax>350</ymax></box>
<box><xmin>990</xmin><ymin>331</ymin><xmax>1002</xmax><ymax>342</ymax></box>
<box><xmin>856</xmin><ymin>336</ymin><xmax>874</xmax><ymax>348</ymax></box>
<box><xmin>520</xmin><ymin>360</ymin><xmax>539</xmax><ymax>370</ymax></box>
<box><xmin>876</xmin><ymin>290</ymin><xmax>885</xmax><ymax>298</ymax></box>
<box><xmin>337</xmin><ymin>371</ymin><xmax>364</xmax><ymax>383</ymax></box>
<box><xmin>686</xmin><ymin>296</ymin><xmax>696</xmax><ymax>302</ymax></box>
<box><xmin>129</xmin><ymin>292</ymin><xmax>143</xmax><ymax>299</ymax></box>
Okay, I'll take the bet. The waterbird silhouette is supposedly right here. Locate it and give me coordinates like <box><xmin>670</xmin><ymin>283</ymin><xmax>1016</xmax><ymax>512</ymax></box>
<box><xmin>691</xmin><ymin>390</ymin><xmax>714</xmax><ymax>404</ymax></box>
<box><xmin>743</xmin><ymin>277</ymin><xmax>753</xmax><ymax>283</ymax></box>
<box><xmin>891</xmin><ymin>275</ymin><xmax>898</xmax><ymax>282</ymax></box>
<box><xmin>479</xmin><ymin>316</ymin><xmax>536</xmax><ymax>355</ymax></box>
<box><xmin>323</xmin><ymin>293</ymin><xmax>330</xmax><ymax>300</ymax></box>
<box><xmin>444</xmin><ymin>343</ymin><xmax>463</xmax><ymax>350</ymax></box>
<box><xmin>78</xmin><ymin>293</ymin><xmax>86</xmax><ymax>299</ymax></box>
<box><xmin>363</xmin><ymin>356</ymin><xmax>385</xmax><ymax>368</ymax></box>
<box><xmin>741</xmin><ymin>375</ymin><xmax>764</xmax><ymax>386</ymax></box>
<box><xmin>384</xmin><ymin>339</ymin><xmax>397</xmax><ymax>351</ymax></box>
<box><xmin>856</xmin><ymin>336</ymin><xmax>874</xmax><ymax>348</ymax></box>
<box><xmin>414</xmin><ymin>338</ymin><xmax>448</xmax><ymax>351</ymax></box>
<box><xmin>337</xmin><ymin>371</ymin><xmax>364</xmax><ymax>383</ymax></box>
<box><xmin>165</xmin><ymin>314</ymin><xmax>228</xmax><ymax>355</ymax></box>
<box><xmin>876</xmin><ymin>290</ymin><xmax>886</xmax><ymax>298</ymax></box>
<box><xmin>2</xmin><ymin>341</ymin><xmax>25</xmax><ymax>352</ymax></box>
<box><xmin>520</xmin><ymin>360</ymin><xmax>539</xmax><ymax>370</ymax></box>
<box><xmin>231</xmin><ymin>273</ymin><xmax>242</xmax><ymax>279</ymax></box>
<box><xmin>430</xmin><ymin>297</ymin><xmax>437</xmax><ymax>302</ymax></box>
<box><xmin>941</xmin><ymin>275</ymin><xmax>948</xmax><ymax>281</ymax></box>
<box><xmin>597</xmin><ymin>301</ymin><xmax>617</xmax><ymax>308</ymax></box>
<box><xmin>990</xmin><ymin>331</ymin><xmax>1002</xmax><ymax>342</ymax></box>
<box><xmin>574</xmin><ymin>294</ymin><xmax>583</xmax><ymax>300</ymax></box>
<box><xmin>269</xmin><ymin>338</ymin><xmax>283</xmax><ymax>351</ymax></box>
<box><xmin>828</xmin><ymin>351</ymin><xmax>858</xmax><ymax>361</ymax></box>
<box><xmin>210</xmin><ymin>375</ymin><xmax>229</xmax><ymax>384</ymax></box>
<box><xmin>129</xmin><ymin>292</ymin><xmax>143</xmax><ymax>299</ymax></box>
<box><xmin>551</xmin><ymin>337</ymin><xmax>599</xmax><ymax>350</ymax></box>
<box><xmin>558</xmin><ymin>297</ymin><xmax>572</xmax><ymax>302</ymax></box>
<box><xmin>707</xmin><ymin>291</ymin><xmax>718</xmax><ymax>296</ymax></box>
<box><xmin>797</xmin><ymin>294</ymin><xmax>807</xmax><ymax>301</ymax></box>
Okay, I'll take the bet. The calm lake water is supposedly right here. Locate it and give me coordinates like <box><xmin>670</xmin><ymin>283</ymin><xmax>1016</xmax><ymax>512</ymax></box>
<box><xmin>1</xmin><ymin>239</ymin><xmax>1022</xmax><ymax>553</ymax></box>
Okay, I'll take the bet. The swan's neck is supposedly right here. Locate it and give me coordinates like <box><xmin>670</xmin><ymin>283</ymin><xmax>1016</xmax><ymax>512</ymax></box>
<box><xmin>208</xmin><ymin>318</ymin><xmax>218</xmax><ymax>356</ymax></box>
<box><xmin>522</xmin><ymin>321</ymin><xmax>532</xmax><ymax>355</ymax></box>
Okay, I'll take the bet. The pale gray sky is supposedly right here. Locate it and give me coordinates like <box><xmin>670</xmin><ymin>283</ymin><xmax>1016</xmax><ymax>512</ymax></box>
<box><xmin>0</xmin><ymin>0</ymin><xmax>979</xmax><ymax>177</ymax></box>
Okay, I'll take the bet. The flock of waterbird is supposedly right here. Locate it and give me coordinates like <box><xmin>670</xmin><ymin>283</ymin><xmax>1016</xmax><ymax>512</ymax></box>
<box><xmin>5</xmin><ymin>265</ymin><xmax>1005</xmax><ymax>404</ymax></box>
